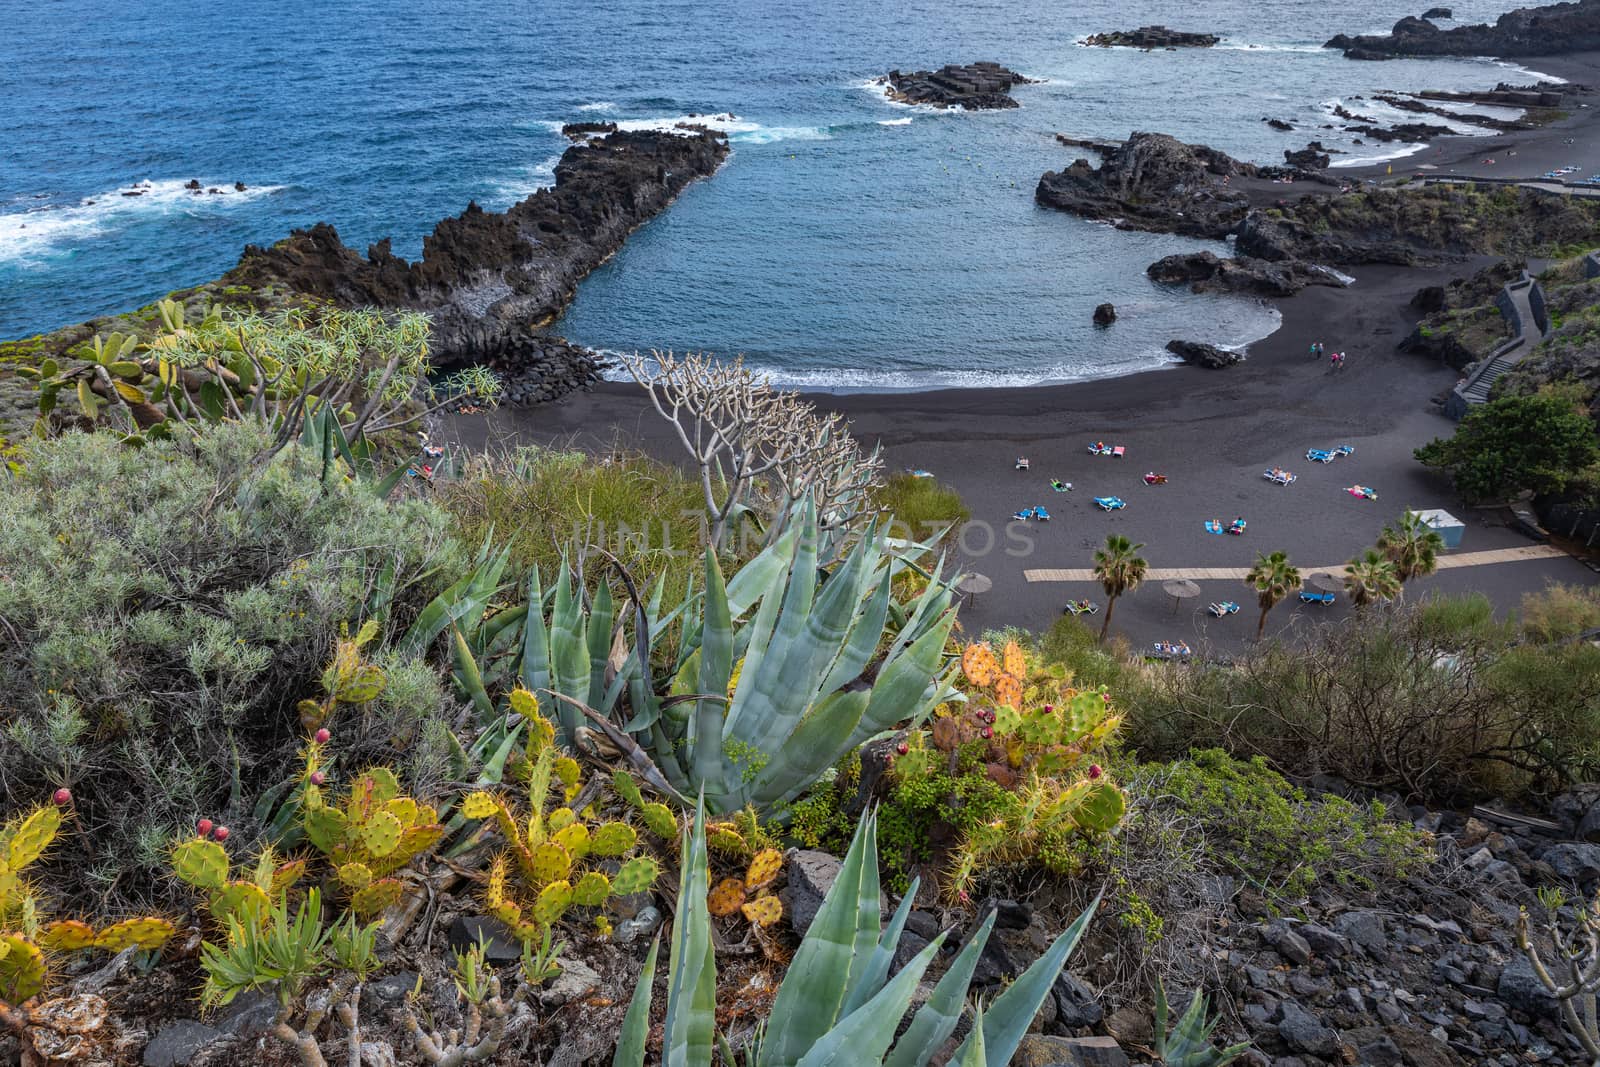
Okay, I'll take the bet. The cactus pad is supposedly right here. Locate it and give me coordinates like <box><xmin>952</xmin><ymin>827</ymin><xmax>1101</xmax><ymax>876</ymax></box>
<box><xmin>745</xmin><ymin>849</ymin><xmax>783</xmax><ymax>890</ymax></box>
<box><xmin>961</xmin><ymin>643</ymin><xmax>997</xmax><ymax>687</ymax></box>
<box><xmin>589</xmin><ymin>822</ymin><xmax>637</xmax><ymax>857</ymax></box>
<box><xmin>3</xmin><ymin>806</ymin><xmax>61</xmax><ymax>871</ymax></box>
<box><xmin>741</xmin><ymin>894</ymin><xmax>783</xmax><ymax>928</ymax></box>
<box><xmin>993</xmin><ymin>672</ymin><xmax>1023</xmax><ymax>710</ymax></box>
<box><xmin>392</xmin><ymin>824</ymin><xmax>443</xmax><ymax>867</ymax></box>
<box><xmin>1002</xmin><ymin>640</ymin><xmax>1027</xmax><ymax>680</ymax></box>
<box><xmin>486</xmin><ymin>857</ymin><xmax>510</xmax><ymax>909</ymax></box>
<box><xmin>0</xmin><ymin>934</ymin><xmax>46</xmax><ymax>1003</ymax></box>
<box><xmin>572</xmin><ymin>871</ymin><xmax>611</xmax><ymax>907</ymax></box>
<box><xmin>706</xmin><ymin>825</ymin><xmax>747</xmax><ymax>855</ymax></box>
<box><xmin>94</xmin><ymin>917</ymin><xmax>176</xmax><ymax>952</ymax></box>
<box><xmin>303</xmin><ymin>805</ymin><xmax>351</xmax><ymax>855</ymax></box>
<box><xmin>335</xmin><ymin>664</ymin><xmax>387</xmax><ymax>704</ymax></box>
<box><xmin>553</xmin><ymin>757</ymin><xmax>581</xmax><ymax>799</ymax></box>
<box><xmin>1072</xmin><ymin>781</ymin><xmax>1126</xmax><ymax>834</ymax></box>
<box><xmin>365</xmin><ymin>767</ymin><xmax>402</xmax><ymax>803</ymax></box>
<box><xmin>171</xmin><ymin>838</ymin><xmax>230</xmax><ymax>891</ymax></box>
<box><xmin>40</xmin><ymin>920</ymin><xmax>96</xmax><ymax>952</ymax></box>
<box><xmin>548</xmin><ymin>808</ymin><xmax>576</xmax><ymax>833</ymax></box>
<box><xmin>383</xmin><ymin>797</ymin><xmax>420</xmax><ymax>826</ymax></box>
<box><xmin>211</xmin><ymin>882</ymin><xmax>270</xmax><ymax>927</ymax></box>
<box><xmin>532</xmin><ymin>881</ymin><xmax>573</xmax><ymax>926</ymax></box>
<box><xmin>530</xmin><ymin>843</ymin><xmax>572</xmax><ymax>885</ymax></box>
<box><xmin>707</xmin><ymin>877</ymin><xmax>746</xmax><ymax>917</ymax></box>
<box><xmin>271</xmin><ymin>859</ymin><xmax>309</xmax><ymax>894</ymax></box>
<box><xmin>462</xmin><ymin>791</ymin><xmax>500</xmax><ymax>819</ymax></box>
<box><xmin>611</xmin><ymin>856</ymin><xmax>660</xmax><ymax>897</ymax></box>
<box><xmin>338</xmin><ymin>862</ymin><xmax>375</xmax><ymax>889</ymax></box>
<box><xmin>640</xmin><ymin>803</ymin><xmax>678</xmax><ymax>840</ymax></box>
<box><xmin>553</xmin><ymin>823</ymin><xmax>589</xmax><ymax>861</ymax></box>
<box><xmin>611</xmin><ymin>771</ymin><xmax>644</xmax><ymax>809</ymax></box>
<box><xmin>508</xmin><ymin>687</ymin><xmax>540</xmax><ymax>721</ymax></box>
<box><xmin>351</xmin><ymin>879</ymin><xmax>405</xmax><ymax>918</ymax></box>
<box><xmin>359</xmin><ymin>810</ymin><xmax>403</xmax><ymax>858</ymax></box>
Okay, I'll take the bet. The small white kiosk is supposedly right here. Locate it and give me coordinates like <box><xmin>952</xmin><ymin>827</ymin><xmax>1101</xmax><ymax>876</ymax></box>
<box><xmin>1414</xmin><ymin>508</ymin><xmax>1465</xmax><ymax>549</ymax></box>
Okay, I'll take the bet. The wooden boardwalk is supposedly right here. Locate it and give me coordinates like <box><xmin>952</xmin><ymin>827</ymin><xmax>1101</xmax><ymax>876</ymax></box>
<box><xmin>1023</xmin><ymin>544</ymin><xmax>1567</xmax><ymax>583</ymax></box>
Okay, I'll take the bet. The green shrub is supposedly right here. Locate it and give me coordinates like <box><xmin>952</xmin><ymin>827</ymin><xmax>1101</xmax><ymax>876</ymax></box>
<box><xmin>1144</xmin><ymin>750</ymin><xmax>1428</xmax><ymax>904</ymax></box>
<box><xmin>1520</xmin><ymin>582</ymin><xmax>1600</xmax><ymax>642</ymax></box>
<box><xmin>1122</xmin><ymin>594</ymin><xmax>1600</xmax><ymax>801</ymax></box>
<box><xmin>871</xmin><ymin>472</ymin><xmax>970</xmax><ymax>545</ymax></box>
<box><xmin>1415</xmin><ymin>382</ymin><xmax>1599</xmax><ymax>501</ymax></box>
<box><xmin>0</xmin><ymin>424</ymin><xmax>462</xmax><ymax>900</ymax></box>
<box><xmin>440</xmin><ymin>446</ymin><xmax>709</xmax><ymax>601</ymax></box>
<box><xmin>1040</xmin><ymin>615</ymin><xmax>1132</xmax><ymax>690</ymax></box>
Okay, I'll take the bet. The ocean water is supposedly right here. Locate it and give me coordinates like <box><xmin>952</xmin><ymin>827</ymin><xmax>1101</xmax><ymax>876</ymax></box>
<box><xmin>0</xmin><ymin>0</ymin><xmax>1563</xmax><ymax>388</ymax></box>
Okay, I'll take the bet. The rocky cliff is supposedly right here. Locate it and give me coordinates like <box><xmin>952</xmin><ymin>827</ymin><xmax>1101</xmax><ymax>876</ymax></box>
<box><xmin>224</xmin><ymin>128</ymin><xmax>730</xmax><ymax>365</ymax></box>
<box><xmin>1035</xmin><ymin>132</ymin><xmax>1256</xmax><ymax>238</ymax></box>
<box><xmin>878</xmin><ymin>63</ymin><xmax>1036</xmax><ymax>110</ymax></box>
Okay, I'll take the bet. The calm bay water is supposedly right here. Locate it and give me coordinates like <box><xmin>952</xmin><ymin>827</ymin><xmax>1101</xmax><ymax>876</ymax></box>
<box><xmin>0</xmin><ymin>0</ymin><xmax>1559</xmax><ymax>387</ymax></box>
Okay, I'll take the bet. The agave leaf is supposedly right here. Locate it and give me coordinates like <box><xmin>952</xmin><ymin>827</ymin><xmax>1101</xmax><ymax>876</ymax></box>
<box><xmin>451</xmin><ymin>627</ymin><xmax>495</xmax><ymax>722</ymax></box>
<box><xmin>759</xmin><ymin>811</ymin><xmax>873</xmax><ymax>1065</ymax></box>
<box><xmin>691</xmin><ymin>550</ymin><xmax>734</xmax><ymax>804</ymax></box>
<box><xmin>843</xmin><ymin>610</ymin><xmax>955</xmax><ymax>753</ymax></box>
<box><xmin>549</xmin><ymin>562</ymin><xmax>591</xmax><ymax>742</ymax></box>
<box><xmin>952</xmin><ymin>892</ymin><xmax>1101</xmax><ymax>1066</ymax></box>
<box><xmin>791</xmin><ymin>934</ymin><xmax>945</xmax><ymax>1067</ymax></box>
<box><xmin>841</xmin><ymin>878</ymin><xmax>920</xmax><ymax>1018</ymax></box>
<box><xmin>398</xmin><ymin>540</ymin><xmax>508</xmax><ymax>655</ymax></box>
<box><xmin>586</xmin><ymin>579</ymin><xmax>616</xmax><ymax>707</ymax></box>
<box><xmin>520</xmin><ymin>566</ymin><xmax>553</xmax><ymax>702</ymax></box>
<box><xmin>814</xmin><ymin>569</ymin><xmax>893</xmax><ymax>701</ymax></box>
<box><xmin>955</xmin><ymin>1003</ymin><xmax>987</xmax><ymax>1067</ymax></box>
<box><xmin>725</xmin><ymin>520</ymin><xmax>801</xmax><ymax>617</ymax></box>
<box><xmin>884</xmin><ymin>911</ymin><xmax>995</xmax><ymax>1067</ymax></box>
<box><xmin>612</xmin><ymin>933</ymin><xmax>659</xmax><ymax>1067</ymax></box>
<box><xmin>662</xmin><ymin>800</ymin><xmax>717</xmax><ymax>1067</ymax></box>
<box><xmin>741</xmin><ymin>690</ymin><xmax>870</xmax><ymax>810</ymax></box>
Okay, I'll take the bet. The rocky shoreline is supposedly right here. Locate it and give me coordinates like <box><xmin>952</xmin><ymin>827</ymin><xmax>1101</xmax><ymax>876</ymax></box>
<box><xmin>224</xmin><ymin>128</ymin><xmax>729</xmax><ymax>367</ymax></box>
<box><xmin>1326</xmin><ymin>0</ymin><xmax>1600</xmax><ymax>59</ymax></box>
<box><xmin>877</xmin><ymin>62</ymin><xmax>1037</xmax><ymax>110</ymax></box>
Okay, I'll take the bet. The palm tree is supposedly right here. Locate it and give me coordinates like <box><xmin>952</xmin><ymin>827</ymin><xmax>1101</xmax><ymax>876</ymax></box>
<box><xmin>1245</xmin><ymin>550</ymin><xmax>1302</xmax><ymax>641</ymax></box>
<box><xmin>1377</xmin><ymin>510</ymin><xmax>1445</xmax><ymax>596</ymax></box>
<box><xmin>1344</xmin><ymin>548</ymin><xmax>1401</xmax><ymax>609</ymax></box>
<box><xmin>1092</xmin><ymin>534</ymin><xmax>1148</xmax><ymax>642</ymax></box>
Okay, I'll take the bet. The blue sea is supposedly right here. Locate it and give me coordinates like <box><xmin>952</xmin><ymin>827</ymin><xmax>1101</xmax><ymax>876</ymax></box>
<box><xmin>0</xmin><ymin>0</ymin><xmax>1564</xmax><ymax>388</ymax></box>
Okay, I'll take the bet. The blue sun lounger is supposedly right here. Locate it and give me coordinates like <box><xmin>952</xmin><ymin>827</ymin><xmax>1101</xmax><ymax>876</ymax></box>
<box><xmin>1299</xmin><ymin>591</ymin><xmax>1336</xmax><ymax>605</ymax></box>
<box><xmin>1208</xmin><ymin>601</ymin><xmax>1240</xmax><ymax>617</ymax></box>
<box><xmin>1306</xmin><ymin>449</ymin><xmax>1335</xmax><ymax>463</ymax></box>
<box><xmin>1032</xmin><ymin>506</ymin><xmax>1051</xmax><ymax>521</ymax></box>
<box><xmin>1094</xmin><ymin>496</ymin><xmax>1126</xmax><ymax>511</ymax></box>
<box><xmin>1332</xmin><ymin>445</ymin><xmax>1355</xmax><ymax>456</ymax></box>
<box><xmin>1204</xmin><ymin>520</ymin><xmax>1223</xmax><ymax>534</ymax></box>
<box><xmin>1012</xmin><ymin>509</ymin><xmax>1033</xmax><ymax>521</ymax></box>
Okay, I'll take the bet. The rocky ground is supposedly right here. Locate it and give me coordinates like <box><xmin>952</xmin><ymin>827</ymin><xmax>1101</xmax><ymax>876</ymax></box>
<box><xmin>1326</xmin><ymin>0</ymin><xmax>1600</xmax><ymax>59</ymax></box>
<box><xmin>1080</xmin><ymin>27</ymin><xmax>1220</xmax><ymax>49</ymax></box>
<box><xmin>878</xmin><ymin>62</ymin><xmax>1037</xmax><ymax>110</ymax></box>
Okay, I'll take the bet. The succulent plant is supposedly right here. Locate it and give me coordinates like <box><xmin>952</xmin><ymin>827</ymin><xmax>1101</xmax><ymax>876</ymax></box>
<box><xmin>614</xmin><ymin>801</ymin><xmax>1099</xmax><ymax>1067</ymax></box>
<box><xmin>1153</xmin><ymin>978</ymin><xmax>1251</xmax><ymax>1066</ymax></box>
<box><xmin>300</xmin><ymin>766</ymin><xmax>443</xmax><ymax>918</ymax></box>
<box><xmin>0</xmin><ymin>802</ymin><xmax>175</xmax><ymax>1003</ymax></box>
<box><xmin>172</xmin><ymin>836</ymin><xmax>308</xmax><ymax>932</ymax></box>
<box><xmin>464</xmin><ymin>739</ymin><xmax>659</xmax><ymax>944</ymax></box>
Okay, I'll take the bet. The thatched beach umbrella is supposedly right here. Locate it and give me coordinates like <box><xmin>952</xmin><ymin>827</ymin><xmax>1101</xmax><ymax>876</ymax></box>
<box><xmin>1309</xmin><ymin>572</ymin><xmax>1343</xmax><ymax>594</ymax></box>
<box><xmin>1162</xmin><ymin>578</ymin><xmax>1201</xmax><ymax>614</ymax></box>
<box><xmin>956</xmin><ymin>573</ymin><xmax>993</xmax><ymax>606</ymax></box>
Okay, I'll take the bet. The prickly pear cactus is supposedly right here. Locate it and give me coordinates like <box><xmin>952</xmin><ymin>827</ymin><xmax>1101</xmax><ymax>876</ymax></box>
<box><xmin>94</xmin><ymin>917</ymin><xmax>177</xmax><ymax>952</ymax></box>
<box><xmin>740</xmin><ymin>894</ymin><xmax>783</xmax><ymax>928</ymax></box>
<box><xmin>39</xmin><ymin>920</ymin><xmax>97</xmax><ymax>952</ymax></box>
<box><xmin>0</xmin><ymin>933</ymin><xmax>47</xmax><ymax>1003</ymax></box>
<box><xmin>590</xmin><ymin>822</ymin><xmax>637</xmax><ymax>857</ymax></box>
<box><xmin>532</xmin><ymin>882</ymin><xmax>573</xmax><ymax>926</ymax></box>
<box><xmin>745</xmin><ymin>849</ymin><xmax>783</xmax><ymax>890</ymax></box>
<box><xmin>611</xmin><ymin>857</ymin><xmax>660</xmax><ymax>897</ymax></box>
<box><xmin>299</xmin><ymin>765</ymin><xmax>441</xmax><ymax>915</ymax></box>
<box><xmin>639</xmin><ymin>803</ymin><xmax>678</xmax><ymax>841</ymax></box>
<box><xmin>707</xmin><ymin>878</ymin><xmax>746</xmax><ymax>917</ymax></box>
<box><xmin>572</xmin><ymin>871</ymin><xmax>611</xmax><ymax>907</ymax></box>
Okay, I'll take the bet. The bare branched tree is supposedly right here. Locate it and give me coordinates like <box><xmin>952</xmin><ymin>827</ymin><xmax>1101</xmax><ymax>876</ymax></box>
<box><xmin>621</xmin><ymin>350</ymin><xmax>883</xmax><ymax>550</ymax></box>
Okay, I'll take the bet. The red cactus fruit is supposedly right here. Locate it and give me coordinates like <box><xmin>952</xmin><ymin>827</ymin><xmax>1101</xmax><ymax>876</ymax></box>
<box><xmin>52</xmin><ymin>788</ymin><xmax>72</xmax><ymax>806</ymax></box>
<box><xmin>310</xmin><ymin>771</ymin><xmax>326</xmax><ymax>786</ymax></box>
<box><xmin>196</xmin><ymin>818</ymin><xmax>213</xmax><ymax>837</ymax></box>
<box><xmin>981</xmin><ymin>726</ymin><xmax>993</xmax><ymax>739</ymax></box>
<box><xmin>213</xmin><ymin>826</ymin><xmax>230</xmax><ymax>842</ymax></box>
<box><xmin>1043</xmin><ymin>704</ymin><xmax>1054</xmax><ymax>713</ymax></box>
<box><xmin>895</xmin><ymin>742</ymin><xmax>909</xmax><ymax>755</ymax></box>
<box><xmin>1088</xmin><ymin>765</ymin><xmax>1104</xmax><ymax>780</ymax></box>
<box><xmin>314</xmin><ymin>728</ymin><xmax>331</xmax><ymax>744</ymax></box>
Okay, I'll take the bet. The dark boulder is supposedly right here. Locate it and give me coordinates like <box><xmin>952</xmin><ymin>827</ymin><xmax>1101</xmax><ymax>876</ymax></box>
<box><xmin>1166</xmin><ymin>339</ymin><xmax>1243</xmax><ymax>369</ymax></box>
<box><xmin>1082</xmin><ymin>26</ymin><xmax>1221</xmax><ymax>48</ymax></box>
<box><xmin>1284</xmin><ymin>142</ymin><xmax>1331</xmax><ymax>169</ymax></box>
<box><xmin>1422</xmin><ymin>7</ymin><xmax>1453</xmax><ymax>18</ymax></box>
<box><xmin>879</xmin><ymin>62</ymin><xmax>1037</xmax><ymax>110</ymax></box>
<box><xmin>1147</xmin><ymin>250</ymin><xmax>1343</xmax><ymax>297</ymax></box>
<box><xmin>1093</xmin><ymin>302</ymin><xmax>1117</xmax><ymax>325</ymax></box>
<box><xmin>1036</xmin><ymin>132</ymin><xmax>1253</xmax><ymax>237</ymax></box>
<box><xmin>560</xmin><ymin>121</ymin><xmax>619</xmax><ymax>140</ymax></box>
<box><xmin>1265</xmin><ymin>117</ymin><xmax>1296</xmax><ymax>131</ymax></box>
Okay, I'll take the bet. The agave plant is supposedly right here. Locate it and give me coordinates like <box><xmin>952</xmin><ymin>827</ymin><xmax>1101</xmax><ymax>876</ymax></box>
<box><xmin>443</xmin><ymin>501</ymin><xmax>958</xmax><ymax>815</ymax></box>
<box><xmin>615</xmin><ymin>801</ymin><xmax>1097</xmax><ymax>1066</ymax></box>
<box><xmin>607</xmin><ymin>504</ymin><xmax>958</xmax><ymax>813</ymax></box>
<box><xmin>1152</xmin><ymin>978</ymin><xmax>1250</xmax><ymax>1066</ymax></box>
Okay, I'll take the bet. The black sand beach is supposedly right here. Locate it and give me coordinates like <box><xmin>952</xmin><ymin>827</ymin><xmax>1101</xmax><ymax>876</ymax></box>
<box><xmin>441</xmin><ymin>52</ymin><xmax>1600</xmax><ymax>654</ymax></box>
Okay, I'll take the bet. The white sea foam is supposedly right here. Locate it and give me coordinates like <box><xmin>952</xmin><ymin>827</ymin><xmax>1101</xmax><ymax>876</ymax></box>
<box><xmin>877</xmin><ymin>117</ymin><xmax>913</xmax><ymax>126</ymax></box>
<box><xmin>1213</xmin><ymin>42</ymin><xmax>1330</xmax><ymax>53</ymax></box>
<box><xmin>576</xmin><ymin>101</ymin><xmax>617</xmax><ymax>112</ymax></box>
<box><xmin>0</xmin><ymin>179</ymin><xmax>284</xmax><ymax>266</ymax></box>
<box><xmin>1494</xmin><ymin>60</ymin><xmax>1568</xmax><ymax>85</ymax></box>
<box><xmin>610</xmin><ymin>113</ymin><xmax>832</xmax><ymax>143</ymax></box>
<box><xmin>1323</xmin><ymin>96</ymin><xmax>1494</xmax><ymax>137</ymax></box>
<box><xmin>1329</xmin><ymin>140</ymin><xmax>1430</xmax><ymax>168</ymax></box>
<box><xmin>485</xmin><ymin>155</ymin><xmax>561</xmax><ymax>205</ymax></box>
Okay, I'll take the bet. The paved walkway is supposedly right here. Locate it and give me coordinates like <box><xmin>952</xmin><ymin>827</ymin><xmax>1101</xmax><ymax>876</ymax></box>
<box><xmin>1023</xmin><ymin>543</ymin><xmax>1567</xmax><ymax>582</ymax></box>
